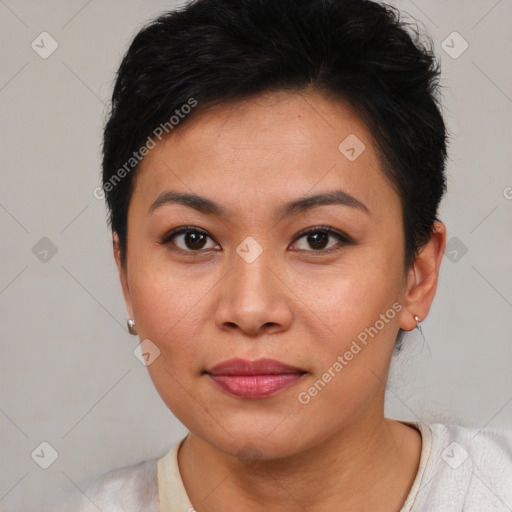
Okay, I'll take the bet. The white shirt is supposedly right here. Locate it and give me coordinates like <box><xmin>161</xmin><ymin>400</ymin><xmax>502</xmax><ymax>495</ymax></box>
<box><xmin>69</xmin><ymin>421</ymin><xmax>512</xmax><ymax>511</ymax></box>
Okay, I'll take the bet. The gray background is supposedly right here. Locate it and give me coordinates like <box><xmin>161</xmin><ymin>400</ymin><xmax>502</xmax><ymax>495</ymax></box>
<box><xmin>0</xmin><ymin>0</ymin><xmax>511</xmax><ymax>510</ymax></box>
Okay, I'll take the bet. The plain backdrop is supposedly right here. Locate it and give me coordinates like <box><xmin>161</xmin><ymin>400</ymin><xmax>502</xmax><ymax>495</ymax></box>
<box><xmin>1</xmin><ymin>0</ymin><xmax>511</xmax><ymax>510</ymax></box>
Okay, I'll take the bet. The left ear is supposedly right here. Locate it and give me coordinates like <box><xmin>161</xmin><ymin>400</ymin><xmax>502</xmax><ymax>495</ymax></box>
<box><xmin>399</xmin><ymin>221</ymin><xmax>447</xmax><ymax>331</ymax></box>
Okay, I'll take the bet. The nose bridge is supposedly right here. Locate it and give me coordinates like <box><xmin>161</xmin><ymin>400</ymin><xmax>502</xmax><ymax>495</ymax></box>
<box><xmin>214</xmin><ymin>238</ymin><xmax>291</xmax><ymax>334</ymax></box>
<box><xmin>230</xmin><ymin>239</ymin><xmax>276</xmax><ymax>304</ymax></box>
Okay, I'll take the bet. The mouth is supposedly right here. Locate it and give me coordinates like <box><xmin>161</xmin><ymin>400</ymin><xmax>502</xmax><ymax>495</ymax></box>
<box><xmin>205</xmin><ymin>358</ymin><xmax>307</xmax><ymax>399</ymax></box>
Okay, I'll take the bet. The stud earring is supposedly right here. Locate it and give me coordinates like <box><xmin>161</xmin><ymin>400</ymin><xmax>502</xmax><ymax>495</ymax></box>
<box><xmin>127</xmin><ymin>318</ymin><xmax>137</xmax><ymax>335</ymax></box>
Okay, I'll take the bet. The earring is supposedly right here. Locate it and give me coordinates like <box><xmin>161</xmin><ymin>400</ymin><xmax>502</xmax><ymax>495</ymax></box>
<box><xmin>127</xmin><ymin>318</ymin><xmax>138</xmax><ymax>335</ymax></box>
<box><xmin>413</xmin><ymin>314</ymin><xmax>429</xmax><ymax>354</ymax></box>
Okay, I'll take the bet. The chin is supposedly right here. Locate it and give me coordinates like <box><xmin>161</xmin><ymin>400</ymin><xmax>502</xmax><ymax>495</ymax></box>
<box><xmin>190</xmin><ymin>418</ymin><xmax>319</xmax><ymax>463</ymax></box>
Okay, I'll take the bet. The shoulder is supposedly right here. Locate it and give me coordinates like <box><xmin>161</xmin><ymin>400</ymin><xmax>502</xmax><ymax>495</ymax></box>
<box><xmin>429</xmin><ymin>422</ymin><xmax>512</xmax><ymax>472</ymax></box>
<box><xmin>413</xmin><ymin>422</ymin><xmax>512</xmax><ymax>511</ymax></box>
<box><xmin>75</xmin><ymin>458</ymin><xmax>159</xmax><ymax>512</ymax></box>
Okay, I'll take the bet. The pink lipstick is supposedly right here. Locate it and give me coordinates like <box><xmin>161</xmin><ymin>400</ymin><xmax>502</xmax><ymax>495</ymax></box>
<box><xmin>206</xmin><ymin>358</ymin><xmax>306</xmax><ymax>399</ymax></box>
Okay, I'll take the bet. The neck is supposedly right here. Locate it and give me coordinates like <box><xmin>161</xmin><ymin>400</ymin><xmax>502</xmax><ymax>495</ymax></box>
<box><xmin>178</xmin><ymin>411</ymin><xmax>422</xmax><ymax>512</ymax></box>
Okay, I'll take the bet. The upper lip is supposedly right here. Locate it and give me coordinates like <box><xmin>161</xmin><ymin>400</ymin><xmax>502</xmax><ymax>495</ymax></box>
<box><xmin>206</xmin><ymin>358</ymin><xmax>306</xmax><ymax>376</ymax></box>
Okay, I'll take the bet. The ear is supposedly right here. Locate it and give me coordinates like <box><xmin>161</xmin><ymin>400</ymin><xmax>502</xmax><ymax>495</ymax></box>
<box><xmin>399</xmin><ymin>221</ymin><xmax>447</xmax><ymax>331</ymax></box>
<box><xmin>113</xmin><ymin>232</ymin><xmax>135</xmax><ymax>321</ymax></box>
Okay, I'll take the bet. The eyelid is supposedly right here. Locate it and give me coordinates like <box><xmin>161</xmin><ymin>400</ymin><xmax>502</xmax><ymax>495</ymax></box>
<box><xmin>292</xmin><ymin>225</ymin><xmax>352</xmax><ymax>244</ymax></box>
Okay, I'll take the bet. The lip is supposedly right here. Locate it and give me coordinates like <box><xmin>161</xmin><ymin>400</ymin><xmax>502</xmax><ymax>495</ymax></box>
<box><xmin>205</xmin><ymin>358</ymin><xmax>307</xmax><ymax>399</ymax></box>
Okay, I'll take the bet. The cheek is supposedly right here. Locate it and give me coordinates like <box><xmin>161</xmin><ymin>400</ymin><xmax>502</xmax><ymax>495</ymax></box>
<box><xmin>130</xmin><ymin>257</ymin><xmax>208</xmax><ymax>333</ymax></box>
<box><xmin>299</xmin><ymin>258</ymin><xmax>401</xmax><ymax>334</ymax></box>
<box><xmin>291</xmin><ymin>276</ymin><xmax>399</xmax><ymax>429</ymax></box>
<box><xmin>296</xmin><ymin>260</ymin><xmax>403</xmax><ymax>397</ymax></box>
<box><xmin>128</xmin><ymin>260</ymin><xmax>223</xmax><ymax>381</ymax></box>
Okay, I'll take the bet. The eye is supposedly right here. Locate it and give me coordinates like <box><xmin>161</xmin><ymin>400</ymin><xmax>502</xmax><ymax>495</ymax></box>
<box><xmin>291</xmin><ymin>226</ymin><xmax>351</xmax><ymax>253</ymax></box>
<box><xmin>160</xmin><ymin>225</ymin><xmax>351</xmax><ymax>254</ymax></box>
<box><xmin>160</xmin><ymin>226</ymin><xmax>219</xmax><ymax>253</ymax></box>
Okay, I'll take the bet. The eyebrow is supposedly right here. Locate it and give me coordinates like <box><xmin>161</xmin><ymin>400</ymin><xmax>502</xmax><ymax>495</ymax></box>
<box><xmin>148</xmin><ymin>189</ymin><xmax>370</xmax><ymax>219</ymax></box>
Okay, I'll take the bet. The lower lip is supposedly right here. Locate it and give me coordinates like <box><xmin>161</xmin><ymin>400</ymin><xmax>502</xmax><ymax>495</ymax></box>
<box><xmin>208</xmin><ymin>373</ymin><xmax>304</xmax><ymax>398</ymax></box>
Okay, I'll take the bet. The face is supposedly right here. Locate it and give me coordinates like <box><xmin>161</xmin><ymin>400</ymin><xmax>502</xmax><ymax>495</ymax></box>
<box><xmin>116</xmin><ymin>90</ymin><xmax>417</xmax><ymax>460</ymax></box>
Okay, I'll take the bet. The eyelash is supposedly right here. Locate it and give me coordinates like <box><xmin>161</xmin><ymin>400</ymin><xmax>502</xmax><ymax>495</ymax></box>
<box><xmin>159</xmin><ymin>225</ymin><xmax>352</xmax><ymax>255</ymax></box>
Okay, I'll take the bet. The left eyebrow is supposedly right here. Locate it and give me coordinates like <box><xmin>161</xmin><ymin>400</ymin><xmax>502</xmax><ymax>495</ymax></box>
<box><xmin>148</xmin><ymin>189</ymin><xmax>370</xmax><ymax>219</ymax></box>
<box><xmin>276</xmin><ymin>189</ymin><xmax>370</xmax><ymax>221</ymax></box>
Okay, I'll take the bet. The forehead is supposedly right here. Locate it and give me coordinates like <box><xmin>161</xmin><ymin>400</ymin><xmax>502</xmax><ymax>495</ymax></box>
<box><xmin>131</xmin><ymin>91</ymin><xmax>400</xmax><ymax>220</ymax></box>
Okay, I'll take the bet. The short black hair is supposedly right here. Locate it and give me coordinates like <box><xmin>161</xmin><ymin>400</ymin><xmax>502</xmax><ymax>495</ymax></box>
<box><xmin>101</xmin><ymin>0</ymin><xmax>449</xmax><ymax>346</ymax></box>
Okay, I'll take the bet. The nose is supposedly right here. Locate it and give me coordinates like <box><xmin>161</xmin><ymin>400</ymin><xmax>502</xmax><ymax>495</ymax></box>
<box><xmin>214</xmin><ymin>249</ymin><xmax>293</xmax><ymax>337</ymax></box>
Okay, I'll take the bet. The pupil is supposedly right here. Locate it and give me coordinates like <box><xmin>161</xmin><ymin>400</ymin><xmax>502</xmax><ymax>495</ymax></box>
<box><xmin>186</xmin><ymin>232</ymin><xmax>206</xmax><ymax>250</ymax></box>
<box><xmin>309</xmin><ymin>232</ymin><xmax>328</xmax><ymax>250</ymax></box>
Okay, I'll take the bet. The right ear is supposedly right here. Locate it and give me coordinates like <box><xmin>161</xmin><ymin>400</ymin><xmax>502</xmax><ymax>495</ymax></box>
<box><xmin>113</xmin><ymin>232</ymin><xmax>135</xmax><ymax>321</ymax></box>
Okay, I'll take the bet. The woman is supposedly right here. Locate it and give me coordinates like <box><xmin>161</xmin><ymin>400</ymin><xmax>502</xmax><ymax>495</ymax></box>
<box><xmin>76</xmin><ymin>0</ymin><xmax>512</xmax><ymax>510</ymax></box>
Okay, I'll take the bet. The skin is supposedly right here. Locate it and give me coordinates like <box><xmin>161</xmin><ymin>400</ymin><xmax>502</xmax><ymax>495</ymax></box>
<box><xmin>113</xmin><ymin>90</ymin><xmax>446</xmax><ymax>511</ymax></box>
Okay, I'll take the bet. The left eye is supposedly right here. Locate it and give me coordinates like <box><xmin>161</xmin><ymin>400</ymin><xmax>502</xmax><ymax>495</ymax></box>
<box><xmin>291</xmin><ymin>227</ymin><xmax>349</xmax><ymax>252</ymax></box>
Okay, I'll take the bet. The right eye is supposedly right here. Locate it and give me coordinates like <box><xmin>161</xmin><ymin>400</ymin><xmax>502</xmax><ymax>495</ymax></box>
<box><xmin>160</xmin><ymin>226</ymin><xmax>220</xmax><ymax>253</ymax></box>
